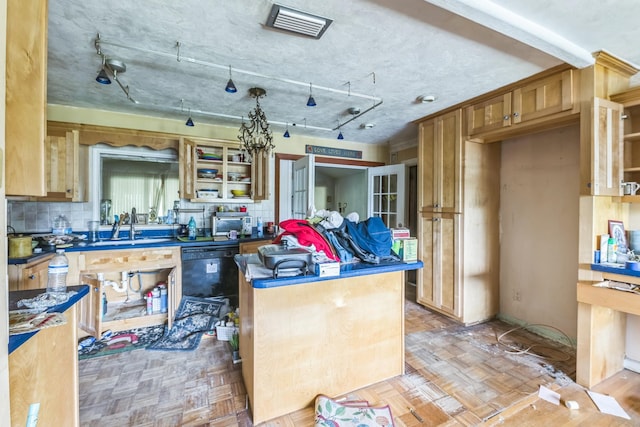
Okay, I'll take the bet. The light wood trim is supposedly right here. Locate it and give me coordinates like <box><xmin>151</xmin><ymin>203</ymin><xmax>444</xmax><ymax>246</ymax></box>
<box><xmin>592</xmin><ymin>50</ymin><xmax>639</xmax><ymax>79</ymax></box>
<box><xmin>47</xmin><ymin>122</ymin><xmax>179</xmax><ymax>150</ymax></box>
<box><xmin>9</xmin><ymin>305</ymin><xmax>80</xmax><ymax>427</ymax></box>
<box><xmin>611</xmin><ymin>86</ymin><xmax>640</xmax><ymax>107</ymax></box>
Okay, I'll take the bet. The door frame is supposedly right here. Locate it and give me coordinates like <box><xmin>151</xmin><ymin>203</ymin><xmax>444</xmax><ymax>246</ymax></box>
<box><xmin>275</xmin><ymin>153</ymin><xmax>384</xmax><ymax>223</ymax></box>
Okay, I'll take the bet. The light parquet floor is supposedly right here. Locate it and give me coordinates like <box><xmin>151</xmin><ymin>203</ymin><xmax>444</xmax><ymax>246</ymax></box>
<box><xmin>78</xmin><ymin>284</ymin><xmax>640</xmax><ymax>426</ymax></box>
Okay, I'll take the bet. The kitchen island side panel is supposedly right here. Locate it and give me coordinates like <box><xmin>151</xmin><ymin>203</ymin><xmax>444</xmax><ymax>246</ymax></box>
<box><xmin>240</xmin><ymin>271</ymin><xmax>405</xmax><ymax>424</ymax></box>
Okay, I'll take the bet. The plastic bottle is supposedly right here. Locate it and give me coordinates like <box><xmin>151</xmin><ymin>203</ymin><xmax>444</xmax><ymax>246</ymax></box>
<box><xmin>257</xmin><ymin>217</ymin><xmax>264</xmax><ymax>238</ymax></box>
<box><xmin>608</xmin><ymin>237</ymin><xmax>617</xmax><ymax>264</ymax></box>
<box><xmin>166</xmin><ymin>209</ymin><xmax>174</xmax><ymax>225</ymax></box>
<box><xmin>146</xmin><ymin>291</ymin><xmax>153</xmax><ymax>315</ymax></box>
<box><xmin>159</xmin><ymin>284</ymin><xmax>168</xmax><ymax>313</ymax></box>
<box><xmin>188</xmin><ymin>216</ymin><xmax>197</xmax><ymax>240</ymax></box>
<box><xmin>152</xmin><ymin>287</ymin><xmax>161</xmax><ymax>313</ymax></box>
<box><xmin>46</xmin><ymin>249</ymin><xmax>69</xmax><ymax>293</ymax></box>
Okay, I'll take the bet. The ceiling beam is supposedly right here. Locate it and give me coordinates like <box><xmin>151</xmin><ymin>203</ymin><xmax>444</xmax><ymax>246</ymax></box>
<box><xmin>424</xmin><ymin>0</ymin><xmax>594</xmax><ymax>68</ymax></box>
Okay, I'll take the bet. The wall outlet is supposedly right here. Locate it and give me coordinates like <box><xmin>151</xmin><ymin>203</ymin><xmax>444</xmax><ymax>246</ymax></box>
<box><xmin>512</xmin><ymin>290</ymin><xmax>522</xmax><ymax>302</ymax></box>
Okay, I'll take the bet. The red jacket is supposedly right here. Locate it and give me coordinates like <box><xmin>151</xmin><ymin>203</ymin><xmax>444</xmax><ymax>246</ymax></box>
<box><xmin>273</xmin><ymin>219</ymin><xmax>339</xmax><ymax>261</ymax></box>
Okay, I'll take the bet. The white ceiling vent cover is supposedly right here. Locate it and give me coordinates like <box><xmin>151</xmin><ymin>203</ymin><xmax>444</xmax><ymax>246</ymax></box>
<box><xmin>266</xmin><ymin>4</ymin><xmax>333</xmax><ymax>39</ymax></box>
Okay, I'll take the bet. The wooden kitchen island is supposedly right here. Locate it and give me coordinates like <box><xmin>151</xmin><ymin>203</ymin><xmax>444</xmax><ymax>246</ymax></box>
<box><xmin>235</xmin><ymin>255</ymin><xmax>422</xmax><ymax>424</ymax></box>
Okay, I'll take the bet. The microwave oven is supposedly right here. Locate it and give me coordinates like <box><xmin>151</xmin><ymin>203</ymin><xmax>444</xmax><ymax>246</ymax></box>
<box><xmin>212</xmin><ymin>214</ymin><xmax>252</xmax><ymax>236</ymax></box>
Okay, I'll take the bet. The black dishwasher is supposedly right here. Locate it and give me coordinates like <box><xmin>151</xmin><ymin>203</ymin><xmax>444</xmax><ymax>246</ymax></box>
<box><xmin>181</xmin><ymin>245</ymin><xmax>239</xmax><ymax>307</ymax></box>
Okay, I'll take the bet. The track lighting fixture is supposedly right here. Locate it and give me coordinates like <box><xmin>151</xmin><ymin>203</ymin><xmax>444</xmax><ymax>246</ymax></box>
<box><xmin>225</xmin><ymin>65</ymin><xmax>237</xmax><ymax>93</ymax></box>
<box><xmin>337</xmin><ymin>130</ymin><xmax>344</xmax><ymax>140</ymax></box>
<box><xmin>307</xmin><ymin>83</ymin><xmax>316</xmax><ymax>107</ymax></box>
<box><xmin>96</xmin><ymin>55</ymin><xmax>111</xmax><ymax>84</ymax></box>
<box><xmin>283</xmin><ymin>123</ymin><xmax>290</xmax><ymax>138</ymax></box>
<box><xmin>182</xmin><ymin>100</ymin><xmax>194</xmax><ymax>127</ymax></box>
<box><xmin>96</xmin><ymin>68</ymin><xmax>111</xmax><ymax>84</ymax></box>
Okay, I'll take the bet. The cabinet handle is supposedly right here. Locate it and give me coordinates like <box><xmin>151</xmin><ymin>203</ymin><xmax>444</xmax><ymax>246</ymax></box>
<box><xmin>432</xmin><ymin>217</ymin><xmax>440</xmax><ymax>222</ymax></box>
<box><xmin>433</xmin><ymin>203</ymin><xmax>439</xmax><ymax>208</ymax></box>
<box><xmin>28</xmin><ymin>274</ymin><xmax>35</xmax><ymax>280</ymax></box>
<box><xmin>503</xmin><ymin>115</ymin><xmax>510</xmax><ymax>121</ymax></box>
<box><xmin>512</xmin><ymin>112</ymin><xmax>519</xmax><ymax>118</ymax></box>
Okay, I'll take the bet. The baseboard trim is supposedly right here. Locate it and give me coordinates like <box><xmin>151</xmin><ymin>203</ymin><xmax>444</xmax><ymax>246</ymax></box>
<box><xmin>496</xmin><ymin>313</ymin><xmax>576</xmax><ymax>348</ymax></box>
<box><xmin>624</xmin><ymin>357</ymin><xmax>640</xmax><ymax>374</ymax></box>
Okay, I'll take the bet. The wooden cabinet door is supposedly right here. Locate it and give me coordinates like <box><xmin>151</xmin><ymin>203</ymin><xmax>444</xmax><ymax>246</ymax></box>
<box><xmin>466</xmin><ymin>93</ymin><xmax>512</xmax><ymax>135</ymax></box>
<box><xmin>251</xmin><ymin>151</ymin><xmax>270</xmax><ymax>201</ymax></box>
<box><xmin>39</xmin><ymin>130</ymin><xmax>87</xmax><ymax>202</ymax></box>
<box><xmin>179</xmin><ymin>137</ymin><xmax>197</xmax><ymax>199</ymax></box>
<box><xmin>240</xmin><ymin>239</ymin><xmax>271</xmax><ymax>254</ymax></box>
<box><xmin>512</xmin><ymin>69</ymin><xmax>574</xmax><ymax>124</ymax></box>
<box><xmin>78</xmin><ymin>274</ymin><xmax>101</xmax><ymax>338</ymax></box>
<box><xmin>418</xmin><ymin>110</ymin><xmax>462</xmax><ymax>213</ymax></box>
<box><xmin>417</xmin><ymin>213</ymin><xmax>460</xmax><ymax>318</ymax></box>
<box><xmin>6</xmin><ymin>0</ymin><xmax>47</xmax><ymax>196</ymax></box>
<box><xmin>589</xmin><ymin>98</ymin><xmax>624</xmax><ymax>196</ymax></box>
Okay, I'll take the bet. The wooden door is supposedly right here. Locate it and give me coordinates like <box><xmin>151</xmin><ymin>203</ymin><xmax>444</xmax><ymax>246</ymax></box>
<box><xmin>512</xmin><ymin>69</ymin><xmax>574</xmax><ymax>124</ymax></box>
<box><xmin>466</xmin><ymin>93</ymin><xmax>512</xmax><ymax>135</ymax></box>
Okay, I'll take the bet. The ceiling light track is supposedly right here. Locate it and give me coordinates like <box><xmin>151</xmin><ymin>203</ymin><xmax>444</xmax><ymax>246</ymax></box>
<box><xmin>135</xmin><ymin>101</ymin><xmax>335</xmax><ymax>132</ymax></box>
<box><xmin>95</xmin><ymin>36</ymin><xmax>382</xmax><ymax>103</ymax></box>
<box><xmin>333</xmin><ymin>100</ymin><xmax>383</xmax><ymax>131</ymax></box>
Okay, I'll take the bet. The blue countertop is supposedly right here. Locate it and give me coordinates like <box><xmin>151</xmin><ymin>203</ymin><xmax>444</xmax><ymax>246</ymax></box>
<box><xmin>235</xmin><ymin>254</ymin><xmax>423</xmax><ymax>288</ymax></box>
<box><xmin>8</xmin><ymin>285</ymin><xmax>90</xmax><ymax>354</ymax></box>
<box><xmin>9</xmin><ymin>233</ymin><xmax>276</xmax><ymax>264</ymax></box>
<box><xmin>591</xmin><ymin>263</ymin><xmax>640</xmax><ymax>278</ymax></box>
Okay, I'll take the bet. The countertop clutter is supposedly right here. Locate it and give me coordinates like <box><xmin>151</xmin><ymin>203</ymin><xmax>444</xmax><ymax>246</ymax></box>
<box><xmin>8</xmin><ymin>232</ymin><xmax>277</xmax><ymax>264</ymax></box>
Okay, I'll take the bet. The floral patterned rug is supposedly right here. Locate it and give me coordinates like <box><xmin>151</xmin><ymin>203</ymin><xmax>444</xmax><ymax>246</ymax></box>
<box><xmin>78</xmin><ymin>325</ymin><xmax>166</xmax><ymax>360</ymax></box>
<box><xmin>146</xmin><ymin>296</ymin><xmax>229</xmax><ymax>351</ymax></box>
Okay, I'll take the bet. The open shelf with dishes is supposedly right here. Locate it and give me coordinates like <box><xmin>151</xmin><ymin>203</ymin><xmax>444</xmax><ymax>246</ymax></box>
<box><xmin>612</xmin><ymin>88</ymin><xmax>640</xmax><ymax>201</ymax></box>
<box><xmin>180</xmin><ymin>137</ymin><xmax>268</xmax><ymax>203</ymax></box>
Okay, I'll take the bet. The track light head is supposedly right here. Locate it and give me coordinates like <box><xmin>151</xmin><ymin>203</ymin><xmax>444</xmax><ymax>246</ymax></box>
<box><xmin>185</xmin><ymin>117</ymin><xmax>194</xmax><ymax>127</ymax></box>
<box><xmin>225</xmin><ymin>79</ymin><xmax>237</xmax><ymax>93</ymax></box>
<box><xmin>96</xmin><ymin>68</ymin><xmax>111</xmax><ymax>84</ymax></box>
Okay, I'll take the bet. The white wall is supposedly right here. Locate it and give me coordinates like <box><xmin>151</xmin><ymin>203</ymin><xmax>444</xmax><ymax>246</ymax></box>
<box><xmin>499</xmin><ymin>125</ymin><xmax>580</xmax><ymax>340</ymax></box>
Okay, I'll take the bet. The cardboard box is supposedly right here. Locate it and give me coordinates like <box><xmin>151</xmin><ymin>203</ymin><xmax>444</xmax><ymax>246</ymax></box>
<box><xmin>314</xmin><ymin>261</ymin><xmax>340</xmax><ymax>277</ymax></box>
<box><xmin>397</xmin><ymin>238</ymin><xmax>418</xmax><ymax>263</ymax></box>
<box><xmin>391</xmin><ymin>228</ymin><xmax>411</xmax><ymax>239</ymax></box>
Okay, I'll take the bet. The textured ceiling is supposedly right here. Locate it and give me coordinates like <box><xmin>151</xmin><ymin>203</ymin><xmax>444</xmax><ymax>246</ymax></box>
<box><xmin>47</xmin><ymin>0</ymin><xmax>640</xmax><ymax>145</ymax></box>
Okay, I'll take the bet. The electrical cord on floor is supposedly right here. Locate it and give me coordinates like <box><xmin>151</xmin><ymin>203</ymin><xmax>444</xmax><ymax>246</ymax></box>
<box><xmin>495</xmin><ymin>323</ymin><xmax>574</xmax><ymax>362</ymax></box>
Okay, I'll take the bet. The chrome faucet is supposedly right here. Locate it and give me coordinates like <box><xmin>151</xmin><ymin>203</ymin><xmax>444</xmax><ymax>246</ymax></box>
<box><xmin>130</xmin><ymin>208</ymin><xmax>137</xmax><ymax>240</ymax></box>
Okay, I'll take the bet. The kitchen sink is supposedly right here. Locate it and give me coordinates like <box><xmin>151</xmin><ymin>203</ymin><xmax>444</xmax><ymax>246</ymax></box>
<box><xmin>87</xmin><ymin>238</ymin><xmax>176</xmax><ymax>247</ymax></box>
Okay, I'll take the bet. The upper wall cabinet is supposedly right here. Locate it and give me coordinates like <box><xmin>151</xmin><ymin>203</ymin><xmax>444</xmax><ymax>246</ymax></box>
<box><xmin>5</xmin><ymin>0</ymin><xmax>47</xmax><ymax>196</ymax></box>
<box><xmin>36</xmin><ymin>131</ymin><xmax>89</xmax><ymax>202</ymax></box>
<box><xmin>179</xmin><ymin>137</ymin><xmax>269</xmax><ymax>203</ymax></box>
<box><xmin>466</xmin><ymin>69</ymin><xmax>576</xmax><ymax>141</ymax></box>
<box><xmin>418</xmin><ymin>110</ymin><xmax>462</xmax><ymax>214</ymax></box>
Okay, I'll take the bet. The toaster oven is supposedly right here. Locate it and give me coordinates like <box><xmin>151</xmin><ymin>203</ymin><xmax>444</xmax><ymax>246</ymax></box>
<box><xmin>212</xmin><ymin>214</ymin><xmax>252</xmax><ymax>236</ymax></box>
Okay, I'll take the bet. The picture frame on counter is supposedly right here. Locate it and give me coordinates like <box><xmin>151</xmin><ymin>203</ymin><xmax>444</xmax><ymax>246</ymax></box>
<box><xmin>608</xmin><ymin>220</ymin><xmax>628</xmax><ymax>253</ymax></box>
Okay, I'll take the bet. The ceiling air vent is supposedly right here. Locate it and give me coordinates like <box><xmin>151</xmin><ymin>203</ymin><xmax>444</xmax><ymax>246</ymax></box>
<box><xmin>266</xmin><ymin>4</ymin><xmax>333</xmax><ymax>39</ymax></box>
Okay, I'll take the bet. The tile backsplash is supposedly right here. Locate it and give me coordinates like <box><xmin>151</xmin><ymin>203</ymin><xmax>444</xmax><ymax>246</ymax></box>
<box><xmin>8</xmin><ymin>199</ymin><xmax>275</xmax><ymax>233</ymax></box>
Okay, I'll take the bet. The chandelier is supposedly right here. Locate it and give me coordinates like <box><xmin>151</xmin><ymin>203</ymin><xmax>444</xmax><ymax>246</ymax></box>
<box><xmin>238</xmin><ymin>87</ymin><xmax>275</xmax><ymax>156</ymax></box>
